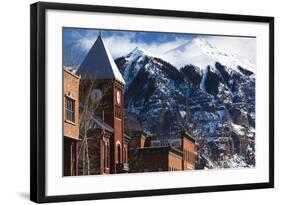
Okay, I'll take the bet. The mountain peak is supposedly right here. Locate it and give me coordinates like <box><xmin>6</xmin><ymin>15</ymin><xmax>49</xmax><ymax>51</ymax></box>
<box><xmin>128</xmin><ymin>46</ymin><xmax>154</xmax><ymax>58</ymax></box>
<box><xmin>130</xmin><ymin>46</ymin><xmax>145</xmax><ymax>55</ymax></box>
<box><xmin>166</xmin><ymin>37</ymin><xmax>214</xmax><ymax>54</ymax></box>
<box><xmin>192</xmin><ymin>37</ymin><xmax>215</xmax><ymax>48</ymax></box>
<box><xmin>164</xmin><ymin>37</ymin><xmax>256</xmax><ymax>73</ymax></box>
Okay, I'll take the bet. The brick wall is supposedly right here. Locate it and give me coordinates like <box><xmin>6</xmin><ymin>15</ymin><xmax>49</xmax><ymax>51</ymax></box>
<box><xmin>63</xmin><ymin>68</ymin><xmax>80</xmax><ymax>176</ymax></box>
<box><xmin>130</xmin><ymin>151</ymin><xmax>168</xmax><ymax>172</ymax></box>
<box><xmin>63</xmin><ymin>138</ymin><xmax>78</xmax><ymax>176</ymax></box>
<box><xmin>182</xmin><ymin>137</ymin><xmax>196</xmax><ymax>170</ymax></box>
<box><xmin>168</xmin><ymin>152</ymin><xmax>182</xmax><ymax>171</ymax></box>
<box><xmin>63</xmin><ymin>69</ymin><xmax>80</xmax><ymax>140</ymax></box>
<box><xmin>79</xmin><ymin>79</ymin><xmax>125</xmax><ymax>174</ymax></box>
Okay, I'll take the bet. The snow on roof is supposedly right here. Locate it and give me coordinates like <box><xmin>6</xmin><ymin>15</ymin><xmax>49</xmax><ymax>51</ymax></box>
<box><xmin>77</xmin><ymin>35</ymin><xmax>125</xmax><ymax>84</ymax></box>
<box><xmin>91</xmin><ymin>116</ymin><xmax>114</xmax><ymax>133</ymax></box>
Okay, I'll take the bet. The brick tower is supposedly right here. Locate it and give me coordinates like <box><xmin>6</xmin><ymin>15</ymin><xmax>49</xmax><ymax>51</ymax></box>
<box><xmin>77</xmin><ymin>33</ymin><xmax>126</xmax><ymax>174</ymax></box>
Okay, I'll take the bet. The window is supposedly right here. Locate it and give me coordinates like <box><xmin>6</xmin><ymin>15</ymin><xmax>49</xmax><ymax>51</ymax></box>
<box><xmin>115</xmin><ymin>105</ymin><xmax>121</xmax><ymax>119</ymax></box>
<box><xmin>101</xmin><ymin>143</ymin><xmax>104</xmax><ymax>173</ymax></box>
<box><xmin>123</xmin><ymin>146</ymin><xmax>127</xmax><ymax>163</ymax></box>
<box><xmin>116</xmin><ymin>144</ymin><xmax>121</xmax><ymax>163</ymax></box>
<box><xmin>65</xmin><ymin>97</ymin><xmax>75</xmax><ymax>123</ymax></box>
<box><xmin>104</xmin><ymin>142</ymin><xmax>109</xmax><ymax>168</ymax></box>
<box><xmin>187</xmin><ymin>151</ymin><xmax>195</xmax><ymax>163</ymax></box>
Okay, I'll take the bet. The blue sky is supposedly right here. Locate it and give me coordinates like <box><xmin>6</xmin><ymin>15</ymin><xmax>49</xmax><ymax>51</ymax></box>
<box><xmin>63</xmin><ymin>27</ymin><xmax>256</xmax><ymax>68</ymax></box>
<box><xmin>63</xmin><ymin>28</ymin><xmax>195</xmax><ymax>67</ymax></box>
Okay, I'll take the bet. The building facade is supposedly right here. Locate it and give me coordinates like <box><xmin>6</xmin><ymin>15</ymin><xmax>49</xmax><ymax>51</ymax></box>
<box><xmin>85</xmin><ymin>117</ymin><xmax>114</xmax><ymax>175</ymax></box>
<box><xmin>64</xmin><ymin>34</ymin><xmax>197</xmax><ymax>176</ymax></box>
<box><xmin>129</xmin><ymin>131</ymin><xmax>196</xmax><ymax>172</ymax></box>
<box><xmin>63</xmin><ymin>68</ymin><xmax>80</xmax><ymax>176</ymax></box>
<box><xmin>76</xmin><ymin>34</ymin><xmax>129</xmax><ymax>174</ymax></box>
<box><xmin>180</xmin><ymin>132</ymin><xmax>196</xmax><ymax>170</ymax></box>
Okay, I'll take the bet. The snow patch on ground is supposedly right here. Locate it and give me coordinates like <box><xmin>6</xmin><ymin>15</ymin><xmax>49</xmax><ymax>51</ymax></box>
<box><xmin>232</xmin><ymin>123</ymin><xmax>245</xmax><ymax>135</ymax></box>
<box><xmin>179</xmin><ymin>110</ymin><xmax>186</xmax><ymax>118</ymax></box>
<box><xmin>223</xmin><ymin>154</ymin><xmax>247</xmax><ymax>168</ymax></box>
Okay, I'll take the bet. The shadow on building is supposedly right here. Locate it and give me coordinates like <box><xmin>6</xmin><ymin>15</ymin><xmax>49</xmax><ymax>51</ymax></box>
<box><xmin>128</xmin><ymin>131</ymin><xmax>196</xmax><ymax>172</ymax></box>
<box><xmin>63</xmin><ymin>33</ymin><xmax>196</xmax><ymax>176</ymax></box>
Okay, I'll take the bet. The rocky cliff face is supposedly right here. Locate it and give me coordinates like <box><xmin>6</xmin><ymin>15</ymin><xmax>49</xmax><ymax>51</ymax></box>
<box><xmin>115</xmin><ymin>38</ymin><xmax>256</xmax><ymax>169</ymax></box>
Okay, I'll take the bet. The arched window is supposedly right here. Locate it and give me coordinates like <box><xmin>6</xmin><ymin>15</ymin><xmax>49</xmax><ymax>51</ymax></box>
<box><xmin>104</xmin><ymin>142</ymin><xmax>109</xmax><ymax>168</ymax></box>
<box><xmin>116</xmin><ymin>143</ymin><xmax>121</xmax><ymax>163</ymax></box>
<box><xmin>123</xmin><ymin>146</ymin><xmax>127</xmax><ymax>163</ymax></box>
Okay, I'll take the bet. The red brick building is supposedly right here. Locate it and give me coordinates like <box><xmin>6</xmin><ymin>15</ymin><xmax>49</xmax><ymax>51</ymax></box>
<box><xmin>64</xmin><ymin>34</ymin><xmax>196</xmax><ymax>175</ymax></box>
<box><xmin>84</xmin><ymin>116</ymin><xmax>114</xmax><ymax>174</ymax></box>
<box><xmin>63</xmin><ymin>68</ymin><xmax>80</xmax><ymax>176</ymax></box>
<box><xmin>76</xmin><ymin>34</ymin><xmax>129</xmax><ymax>174</ymax></box>
<box><xmin>180</xmin><ymin>132</ymin><xmax>196</xmax><ymax>170</ymax></box>
<box><xmin>129</xmin><ymin>131</ymin><xmax>196</xmax><ymax>172</ymax></box>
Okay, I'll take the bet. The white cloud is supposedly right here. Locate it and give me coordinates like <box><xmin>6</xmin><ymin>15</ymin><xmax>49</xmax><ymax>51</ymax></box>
<box><xmin>76</xmin><ymin>33</ymin><xmax>189</xmax><ymax>59</ymax></box>
<box><xmin>206</xmin><ymin>36</ymin><xmax>256</xmax><ymax>64</ymax></box>
<box><xmin>74</xmin><ymin>32</ymin><xmax>256</xmax><ymax>70</ymax></box>
<box><xmin>162</xmin><ymin>36</ymin><xmax>256</xmax><ymax>71</ymax></box>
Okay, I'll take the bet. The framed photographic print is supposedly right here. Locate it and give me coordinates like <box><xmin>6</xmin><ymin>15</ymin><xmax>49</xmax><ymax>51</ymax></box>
<box><xmin>30</xmin><ymin>2</ymin><xmax>274</xmax><ymax>203</ymax></box>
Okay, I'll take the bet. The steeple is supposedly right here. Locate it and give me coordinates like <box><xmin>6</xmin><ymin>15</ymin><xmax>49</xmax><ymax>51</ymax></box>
<box><xmin>77</xmin><ymin>34</ymin><xmax>125</xmax><ymax>85</ymax></box>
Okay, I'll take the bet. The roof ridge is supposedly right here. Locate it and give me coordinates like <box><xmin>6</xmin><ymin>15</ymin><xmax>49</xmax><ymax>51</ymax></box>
<box><xmin>77</xmin><ymin>35</ymin><xmax>125</xmax><ymax>84</ymax></box>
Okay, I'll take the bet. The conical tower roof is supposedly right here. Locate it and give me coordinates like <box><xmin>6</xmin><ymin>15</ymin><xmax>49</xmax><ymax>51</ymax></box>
<box><xmin>77</xmin><ymin>35</ymin><xmax>125</xmax><ymax>84</ymax></box>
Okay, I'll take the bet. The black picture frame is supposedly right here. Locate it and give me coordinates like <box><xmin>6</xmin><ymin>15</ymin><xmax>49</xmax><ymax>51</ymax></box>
<box><xmin>30</xmin><ymin>1</ymin><xmax>274</xmax><ymax>203</ymax></box>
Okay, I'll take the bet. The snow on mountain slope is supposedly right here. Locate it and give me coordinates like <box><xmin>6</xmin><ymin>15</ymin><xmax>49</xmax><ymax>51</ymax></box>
<box><xmin>115</xmin><ymin>45</ymin><xmax>256</xmax><ymax>169</ymax></box>
<box><xmin>115</xmin><ymin>47</ymin><xmax>190</xmax><ymax>134</ymax></box>
<box><xmin>164</xmin><ymin>37</ymin><xmax>256</xmax><ymax>73</ymax></box>
<box><xmin>200</xmin><ymin>67</ymin><xmax>208</xmax><ymax>92</ymax></box>
<box><xmin>115</xmin><ymin>47</ymin><xmax>150</xmax><ymax>88</ymax></box>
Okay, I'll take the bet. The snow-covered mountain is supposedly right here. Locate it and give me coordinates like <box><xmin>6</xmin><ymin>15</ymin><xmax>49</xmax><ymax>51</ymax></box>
<box><xmin>116</xmin><ymin>47</ymin><xmax>190</xmax><ymax>135</ymax></box>
<box><xmin>165</xmin><ymin>37</ymin><xmax>256</xmax><ymax>73</ymax></box>
<box><xmin>115</xmin><ymin>38</ymin><xmax>256</xmax><ymax>169</ymax></box>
